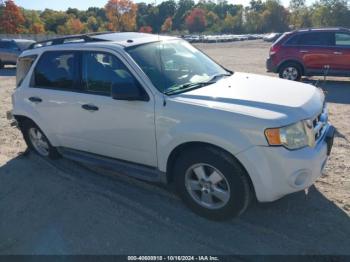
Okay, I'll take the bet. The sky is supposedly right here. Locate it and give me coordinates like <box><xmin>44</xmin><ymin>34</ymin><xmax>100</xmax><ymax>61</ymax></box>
<box><xmin>15</xmin><ymin>0</ymin><xmax>315</xmax><ymax>11</ymax></box>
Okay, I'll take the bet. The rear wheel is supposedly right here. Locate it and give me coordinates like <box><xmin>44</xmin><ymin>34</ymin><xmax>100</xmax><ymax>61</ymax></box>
<box><xmin>174</xmin><ymin>146</ymin><xmax>252</xmax><ymax>220</ymax></box>
<box><xmin>21</xmin><ymin>120</ymin><xmax>60</xmax><ymax>159</ymax></box>
<box><xmin>279</xmin><ymin>62</ymin><xmax>302</xmax><ymax>81</ymax></box>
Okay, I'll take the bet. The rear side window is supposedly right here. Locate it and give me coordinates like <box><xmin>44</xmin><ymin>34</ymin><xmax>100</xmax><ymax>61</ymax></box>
<box><xmin>335</xmin><ymin>33</ymin><xmax>350</xmax><ymax>46</ymax></box>
<box><xmin>16</xmin><ymin>55</ymin><xmax>37</xmax><ymax>87</ymax></box>
<box><xmin>82</xmin><ymin>51</ymin><xmax>137</xmax><ymax>95</ymax></box>
<box><xmin>33</xmin><ymin>51</ymin><xmax>79</xmax><ymax>89</ymax></box>
<box><xmin>298</xmin><ymin>32</ymin><xmax>334</xmax><ymax>46</ymax></box>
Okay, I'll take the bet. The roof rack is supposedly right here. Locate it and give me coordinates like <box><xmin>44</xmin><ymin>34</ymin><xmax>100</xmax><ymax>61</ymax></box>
<box><xmin>296</xmin><ymin>27</ymin><xmax>350</xmax><ymax>32</ymax></box>
<box><xmin>28</xmin><ymin>31</ymin><xmax>113</xmax><ymax>49</ymax></box>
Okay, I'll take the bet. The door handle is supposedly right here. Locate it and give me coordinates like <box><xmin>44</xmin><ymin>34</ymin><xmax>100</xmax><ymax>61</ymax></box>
<box><xmin>28</xmin><ymin>97</ymin><xmax>42</xmax><ymax>103</ymax></box>
<box><xmin>300</xmin><ymin>50</ymin><xmax>309</xmax><ymax>53</ymax></box>
<box><xmin>82</xmin><ymin>104</ymin><xmax>99</xmax><ymax>111</ymax></box>
<box><xmin>333</xmin><ymin>51</ymin><xmax>343</xmax><ymax>55</ymax></box>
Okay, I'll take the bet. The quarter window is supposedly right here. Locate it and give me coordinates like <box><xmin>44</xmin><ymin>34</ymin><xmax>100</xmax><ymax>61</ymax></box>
<box><xmin>16</xmin><ymin>55</ymin><xmax>37</xmax><ymax>87</ymax></box>
<box><xmin>82</xmin><ymin>52</ymin><xmax>137</xmax><ymax>95</ymax></box>
<box><xmin>33</xmin><ymin>51</ymin><xmax>79</xmax><ymax>89</ymax></box>
<box><xmin>335</xmin><ymin>33</ymin><xmax>350</xmax><ymax>46</ymax></box>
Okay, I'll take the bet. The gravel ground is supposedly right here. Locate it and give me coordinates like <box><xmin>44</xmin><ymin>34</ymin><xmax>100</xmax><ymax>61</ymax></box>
<box><xmin>0</xmin><ymin>40</ymin><xmax>349</xmax><ymax>255</ymax></box>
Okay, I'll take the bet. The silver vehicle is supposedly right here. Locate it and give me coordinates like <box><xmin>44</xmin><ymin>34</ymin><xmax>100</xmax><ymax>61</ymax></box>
<box><xmin>0</xmin><ymin>39</ymin><xmax>35</xmax><ymax>68</ymax></box>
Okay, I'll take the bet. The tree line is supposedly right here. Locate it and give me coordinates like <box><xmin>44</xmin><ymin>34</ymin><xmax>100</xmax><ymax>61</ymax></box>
<box><xmin>0</xmin><ymin>0</ymin><xmax>349</xmax><ymax>35</ymax></box>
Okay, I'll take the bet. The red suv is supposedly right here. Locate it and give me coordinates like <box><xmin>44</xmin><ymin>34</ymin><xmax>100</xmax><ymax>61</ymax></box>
<box><xmin>266</xmin><ymin>28</ymin><xmax>350</xmax><ymax>81</ymax></box>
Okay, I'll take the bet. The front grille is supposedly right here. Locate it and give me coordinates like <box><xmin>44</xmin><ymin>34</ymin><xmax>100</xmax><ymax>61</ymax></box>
<box><xmin>312</xmin><ymin>105</ymin><xmax>328</xmax><ymax>142</ymax></box>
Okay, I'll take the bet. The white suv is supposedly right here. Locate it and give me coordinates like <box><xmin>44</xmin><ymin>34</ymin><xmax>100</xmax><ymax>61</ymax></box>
<box><xmin>10</xmin><ymin>32</ymin><xmax>335</xmax><ymax>220</ymax></box>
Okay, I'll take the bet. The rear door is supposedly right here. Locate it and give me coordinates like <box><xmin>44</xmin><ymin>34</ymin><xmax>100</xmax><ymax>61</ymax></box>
<box><xmin>297</xmin><ymin>32</ymin><xmax>334</xmax><ymax>74</ymax></box>
<box><xmin>329</xmin><ymin>32</ymin><xmax>350</xmax><ymax>74</ymax></box>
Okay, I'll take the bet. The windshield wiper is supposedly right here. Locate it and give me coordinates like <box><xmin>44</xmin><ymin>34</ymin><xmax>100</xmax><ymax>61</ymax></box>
<box><xmin>164</xmin><ymin>73</ymin><xmax>232</xmax><ymax>95</ymax></box>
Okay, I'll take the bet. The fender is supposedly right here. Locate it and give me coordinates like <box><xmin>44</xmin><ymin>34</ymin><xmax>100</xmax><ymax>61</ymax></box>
<box><xmin>156</xmin><ymin>120</ymin><xmax>258</xmax><ymax>172</ymax></box>
<box><xmin>12</xmin><ymin>105</ymin><xmax>61</xmax><ymax>147</ymax></box>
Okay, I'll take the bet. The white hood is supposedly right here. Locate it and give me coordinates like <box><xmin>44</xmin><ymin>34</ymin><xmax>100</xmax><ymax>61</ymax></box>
<box><xmin>173</xmin><ymin>72</ymin><xmax>325</xmax><ymax>125</ymax></box>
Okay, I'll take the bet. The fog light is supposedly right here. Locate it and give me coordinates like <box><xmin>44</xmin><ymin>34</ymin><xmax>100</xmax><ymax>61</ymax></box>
<box><xmin>288</xmin><ymin>169</ymin><xmax>310</xmax><ymax>188</ymax></box>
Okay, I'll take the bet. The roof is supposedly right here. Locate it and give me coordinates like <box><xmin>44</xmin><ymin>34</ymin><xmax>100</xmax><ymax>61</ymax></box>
<box><xmin>29</xmin><ymin>32</ymin><xmax>178</xmax><ymax>50</ymax></box>
<box><xmin>91</xmin><ymin>32</ymin><xmax>177</xmax><ymax>47</ymax></box>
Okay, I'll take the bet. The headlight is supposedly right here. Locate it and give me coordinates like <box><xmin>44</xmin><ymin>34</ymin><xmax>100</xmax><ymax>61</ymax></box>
<box><xmin>265</xmin><ymin>121</ymin><xmax>310</xmax><ymax>150</ymax></box>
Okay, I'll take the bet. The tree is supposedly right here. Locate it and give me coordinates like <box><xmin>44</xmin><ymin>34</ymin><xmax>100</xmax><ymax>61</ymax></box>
<box><xmin>0</xmin><ymin>0</ymin><xmax>25</xmax><ymax>33</ymax></box>
<box><xmin>87</xmin><ymin>16</ymin><xmax>99</xmax><ymax>32</ymax></box>
<box><xmin>311</xmin><ymin>0</ymin><xmax>350</xmax><ymax>27</ymax></box>
<box><xmin>40</xmin><ymin>9</ymin><xmax>68</xmax><ymax>33</ymax></box>
<box><xmin>161</xmin><ymin>16</ymin><xmax>173</xmax><ymax>32</ymax></box>
<box><xmin>23</xmin><ymin>10</ymin><xmax>45</xmax><ymax>34</ymax></box>
<box><xmin>105</xmin><ymin>0</ymin><xmax>137</xmax><ymax>31</ymax></box>
<box><xmin>222</xmin><ymin>12</ymin><xmax>243</xmax><ymax>33</ymax></box>
<box><xmin>66</xmin><ymin>17</ymin><xmax>85</xmax><ymax>34</ymax></box>
<box><xmin>139</xmin><ymin>25</ymin><xmax>152</xmax><ymax>33</ymax></box>
<box><xmin>173</xmin><ymin>0</ymin><xmax>194</xmax><ymax>30</ymax></box>
<box><xmin>261</xmin><ymin>0</ymin><xmax>290</xmax><ymax>32</ymax></box>
<box><xmin>185</xmin><ymin>8</ymin><xmax>207</xmax><ymax>33</ymax></box>
<box><xmin>158</xmin><ymin>0</ymin><xmax>176</xmax><ymax>25</ymax></box>
<box><xmin>289</xmin><ymin>0</ymin><xmax>311</xmax><ymax>28</ymax></box>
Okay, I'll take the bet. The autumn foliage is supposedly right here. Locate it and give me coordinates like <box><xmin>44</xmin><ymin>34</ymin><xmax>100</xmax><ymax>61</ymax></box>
<box><xmin>139</xmin><ymin>26</ymin><xmax>152</xmax><ymax>33</ymax></box>
<box><xmin>0</xmin><ymin>0</ymin><xmax>25</xmax><ymax>33</ymax></box>
<box><xmin>105</xmin><ymin>0</ymin><xmax>137</xmax><ymax>32</ymax></box>
<box><xmin>161</xmin><ymin>17</ymin><xmax>172</xmax><ymax>32</ymax></box>
<box><xmin>185</xmin><ymin>8</ymin><xmax>207</xmax><ymax>33</ymax></box>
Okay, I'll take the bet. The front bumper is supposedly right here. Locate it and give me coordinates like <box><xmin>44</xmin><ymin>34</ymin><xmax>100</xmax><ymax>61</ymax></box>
<box><xmin>236</xmin><ymin>124</ymin><xmax>334</xmax><ymax>202</ymax></box>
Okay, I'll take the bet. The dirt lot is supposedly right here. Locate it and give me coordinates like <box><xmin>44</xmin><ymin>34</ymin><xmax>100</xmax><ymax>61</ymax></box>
<box><xmin>0</xmin><ymin>40</ymin><xmax>349</xmax><ymax>255</ymax></box>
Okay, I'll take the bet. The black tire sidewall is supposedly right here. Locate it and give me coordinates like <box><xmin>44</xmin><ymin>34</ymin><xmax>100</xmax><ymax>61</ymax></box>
<box><xmin>279</xmin><ymin>63</ymin><xmax>302</xmax><ymax>81</ymax></box>
<box><xmin>174</xmin><ymin>147</ymin><xmax>250</xmax><ymax>220</ymax></box>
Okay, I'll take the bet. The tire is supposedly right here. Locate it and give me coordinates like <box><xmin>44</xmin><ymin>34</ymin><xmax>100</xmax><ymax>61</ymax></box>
<box><xmin>174</xmin><ymin>146</ymin><xmax>252</xmax><ymax>220</ymax></box>
<box><xmin>279</xmin><ymin>62</ymin><xmax>302</xmax><ymax>81</ymax></box>
<box><xmin>0</xmin><ymin>61</ymin><xmax>4</xmax><ymax>69</ymax></box>
<box><xmin>20</xmin><ymin>120</ymin><xmax>60</xmax><ymax>159</ymax></box>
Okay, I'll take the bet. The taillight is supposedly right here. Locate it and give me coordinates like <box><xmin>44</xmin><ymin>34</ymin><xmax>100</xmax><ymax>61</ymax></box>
<box><xmin>269</xmin><ymin>45</ymin><xmax>280</xmax><ymax>56</ymax></box>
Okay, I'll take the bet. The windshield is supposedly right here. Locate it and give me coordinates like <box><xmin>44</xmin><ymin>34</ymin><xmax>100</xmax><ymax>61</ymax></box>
<box><xmin>126</xmin><ymin>40</ymin><xmax>231</xmax><ymax>94</ymax></box>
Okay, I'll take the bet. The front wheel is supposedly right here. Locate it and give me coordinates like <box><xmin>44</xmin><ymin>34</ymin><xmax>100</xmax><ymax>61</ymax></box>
<box><xmin>279</xmin><ymin>62</ymin><xmax>302</xmax><ymax>81</ymax></box>
<box><xmin>174</xmin><ymin>146</ymin><xmax>252</xmax><ymax>220</ymax></box>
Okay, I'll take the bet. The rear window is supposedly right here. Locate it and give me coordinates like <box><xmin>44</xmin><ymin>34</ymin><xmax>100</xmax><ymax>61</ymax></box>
<box><xmin>16</xmin><ymin>55</ymin><xmax>37</xmax><ymax>87</ymax></box>
<box><xmin>33</xmin><ymin>51</ymin><xmax>79</xmax><ymax>90</ymax></box>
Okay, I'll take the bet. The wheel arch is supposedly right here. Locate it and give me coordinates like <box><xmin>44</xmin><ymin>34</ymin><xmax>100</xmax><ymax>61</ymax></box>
<box><xmin>13</xmin><ymin>114</ymin><xmax>59</xmax><ymax>146</ymax></box>
<box><xmin>166</xmin><ymin>141</ymin><xmax>256</xmax><ymax>198</ymax></box>
<box><xmin>277</xmin><ymin>59</ymin><xmax>305</xmax><ymax>75</ymax></box>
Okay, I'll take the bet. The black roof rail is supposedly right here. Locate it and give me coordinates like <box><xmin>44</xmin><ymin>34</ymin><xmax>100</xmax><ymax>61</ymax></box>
<box><xmin>28</xmin><ymin>31</ymin><xmax>113</xmax><ymax>49</ymax></box>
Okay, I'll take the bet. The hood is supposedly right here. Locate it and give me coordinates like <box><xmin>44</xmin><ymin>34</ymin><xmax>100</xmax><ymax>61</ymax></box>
<box><xmin>172</xmin><ymin>72</ymin><xmax>324</xmax><ymax>125</ymax></box>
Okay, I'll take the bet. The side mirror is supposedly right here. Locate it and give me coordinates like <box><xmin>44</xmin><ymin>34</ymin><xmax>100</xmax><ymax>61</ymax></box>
<box><xmin>111</xmin><ymin>80</ymin><xmax>148</xmax><ymax>101</ymax></box>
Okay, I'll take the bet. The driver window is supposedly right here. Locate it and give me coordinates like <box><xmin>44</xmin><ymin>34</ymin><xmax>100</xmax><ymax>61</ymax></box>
<box><xmin>82</xmin><ymin>52</ymin><xmax>135</xmax><ymax>95</ymax></box>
